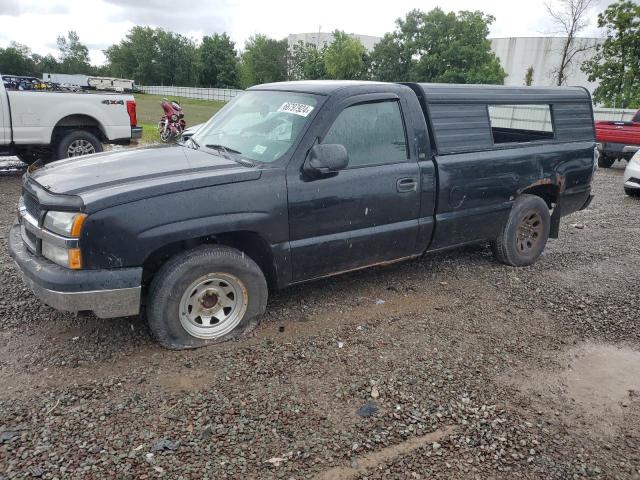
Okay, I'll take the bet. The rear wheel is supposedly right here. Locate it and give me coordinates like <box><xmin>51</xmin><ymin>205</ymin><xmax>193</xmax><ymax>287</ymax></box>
<box><xmin>54</xmin><ymin>130</ymin><xmax>102</xmax><ymax>161</ymax></box>
<box><xmin>598</xmin><ymin>154</ymin><xmax>615</xmax><ymax>168</ymax></box>
<box><xmin>493</xmin><ymin>194</ymin><xmax>551</xmax><ymax>267</ymax></box>
<box><xmin>146</xmin><ymin>245</ymin><xmax>268</xmax><ymax>349</ymax></box>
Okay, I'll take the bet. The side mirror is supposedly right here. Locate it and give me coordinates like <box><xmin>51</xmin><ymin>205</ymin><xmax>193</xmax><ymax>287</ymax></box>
<box><xmin>303</xmin><ymin>144</ymin><xmax>349</xmax><ymax>178</ymax></box>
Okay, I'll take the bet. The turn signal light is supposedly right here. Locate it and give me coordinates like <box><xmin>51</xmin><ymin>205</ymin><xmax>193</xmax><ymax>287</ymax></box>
<box><xmin>68</xmin><ymin>248</ymin><xmax>83</xmax><ymax>270</ymax></box>
<box><xmin>70</xmin><ymin>214</ymin><xmax>87</xmax><ymax>238</ymax></box>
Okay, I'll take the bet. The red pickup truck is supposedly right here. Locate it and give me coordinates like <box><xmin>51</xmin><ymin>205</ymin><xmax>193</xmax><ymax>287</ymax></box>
<box><xmin>596</xmin><ymin>109</ymin><xmax>640</xmax><ymax>168</ymax></box>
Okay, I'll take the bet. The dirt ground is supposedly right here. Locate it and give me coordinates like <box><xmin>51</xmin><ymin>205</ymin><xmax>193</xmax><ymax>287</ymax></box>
<box><xmin>0</xmin><ymin>161</ymin><xmax>639</xmax><ymax>479</ymax></box>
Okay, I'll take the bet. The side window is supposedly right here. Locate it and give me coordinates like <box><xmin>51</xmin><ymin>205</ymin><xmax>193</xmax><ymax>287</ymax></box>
<box><xmin>634</xmin><ymin>111</ymin><xmax>640</xmax><ymax>123</ymax></box>
<box><xmin>488</xmin><ymin>104</ymin><xmax>555</xmax><ymax>144</ymax></box>
<box><xmin>323</xmin><ymin>100</ymin><xmax>407</xmax><ymax>167</ymax></box>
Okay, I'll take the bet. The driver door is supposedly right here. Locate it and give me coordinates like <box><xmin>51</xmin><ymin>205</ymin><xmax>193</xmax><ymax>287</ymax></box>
<box><xmin>286</xmin><ymin>96</ymin><xmax>421</xmax><ymax>282</ymax></box>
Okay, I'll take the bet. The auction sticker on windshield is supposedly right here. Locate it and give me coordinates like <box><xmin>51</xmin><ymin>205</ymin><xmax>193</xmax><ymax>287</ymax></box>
<box><xmin>278</xmin><ymin>102</ymin><xmax>314</xmax><ymax>117</ymax></box>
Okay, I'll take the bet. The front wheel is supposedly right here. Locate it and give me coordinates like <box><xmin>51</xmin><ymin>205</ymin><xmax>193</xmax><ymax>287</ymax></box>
<box><xmin>146</xmin><ymin>245</ymin><xmax>268</xmax><ymax>349</ymax></box>
<box><xmin>493</xmin><ymin>194</ymin><xmax>551</xmax><ymax>267</ymax></box>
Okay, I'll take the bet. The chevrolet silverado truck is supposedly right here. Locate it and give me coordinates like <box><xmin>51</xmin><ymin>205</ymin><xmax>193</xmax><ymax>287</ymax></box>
<box><xmin>595</xmin><ymin>109</ymin><xmax>640</xmax><ymax>168</ymax></box>
<box><xmin>8</xmin><ymin>81</ymin><xmax>596</xmax><ymax>349</ymax></box>
<box><xmin>0</xmin><ymin>73</ymin><xmax>142</xmax><ymax>164</ymax></box>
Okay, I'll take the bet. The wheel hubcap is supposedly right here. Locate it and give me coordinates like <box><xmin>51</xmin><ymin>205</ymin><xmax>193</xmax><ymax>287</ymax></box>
<box><xmin>67</xmin><ymin>139</ymin><xmax>96</xmax><ymax>157</ymax></box>
<box><xmin>516</xmin><ymin>211</ymin><xmax>543</xmax><ymax>253</ymax></box>
<box><xmin>178</xmin><ymin>273</ymin><xmax>248</xmax><ymax>340</ymax></box>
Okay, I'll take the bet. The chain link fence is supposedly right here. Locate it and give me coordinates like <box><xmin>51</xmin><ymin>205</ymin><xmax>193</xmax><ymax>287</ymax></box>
<box><xmin>138</xmin><ymin>85</ymin><xmax>243</xmax><ymax>102</ymax></box>
<box><xmin>592</xmin><ymin>107</ymin><xmax>637</xmax><ymax>122</ymax></box>
<box><xmin>138</xmin><ymin>85</ymin><xmax>636</xmax><ymax>128</ymax></box>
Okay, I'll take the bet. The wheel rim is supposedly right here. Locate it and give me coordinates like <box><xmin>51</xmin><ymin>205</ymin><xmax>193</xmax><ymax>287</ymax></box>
<box><xmin>516</xmin><ymin>211</ymin><xmax>543</xmax><ymax>253</ymax></box>
<box><xmin>160</xmin><ymin>129</ymin><xmax>171</xmax><ymax>142</ymax></box>
<box><xmin>67</xmin><ymin>139</ymin><xmax>96</xmax><ymax>157</ymax></box>
<box><xmin>178</xmin><ymin>272</ymin><xmax>248</xmax><ymax>340</ymax></box>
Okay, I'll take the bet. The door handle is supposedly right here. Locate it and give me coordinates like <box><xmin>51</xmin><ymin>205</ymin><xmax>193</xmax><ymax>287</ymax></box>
<box><xmin>396</xmin><ymin>177</ymin><xmax>417</xmax><ymax>192</ymax></box>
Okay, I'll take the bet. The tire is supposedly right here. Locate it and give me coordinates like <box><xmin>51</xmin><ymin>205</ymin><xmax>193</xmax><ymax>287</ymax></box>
<box><xmin>493</xmin><ymin>194</ymin><xmax>551</xmax><ymax>267</ymax></box>
<box><xmin>598</xmin><ymin>154</ymin><xmax>615</xmax><ymax>168</ymax></box>
<box><xmin>625</xmin><ymin>187</ymin><xmax>640</xmax><ymax>197</ymax></box>
<box><xmin>146</xmin><ymin>245</ymin><xmax>268</xmax><ymax>349</ymax></box>
<box><xmin>54</xmin><ymin>130</ymin><xmax>103</xmax><ymax>160</ymax></box>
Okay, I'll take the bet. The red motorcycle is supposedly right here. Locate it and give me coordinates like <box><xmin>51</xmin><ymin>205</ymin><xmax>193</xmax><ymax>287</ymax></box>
<box><xmin>158</xmin><ymin>98</ymin><xmax>186</xmax><ymax>142</ymax></box>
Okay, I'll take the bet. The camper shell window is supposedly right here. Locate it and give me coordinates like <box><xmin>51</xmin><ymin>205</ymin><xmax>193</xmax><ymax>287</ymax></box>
<box><xmin>488</xmin><ymin>104</ymin><xmax>554</xmax><ymax>144</ymax></box>
<box><xmin>404</xmin><ymin>83</ymin><xmax>594</xmax><ymax>155</ymax></box>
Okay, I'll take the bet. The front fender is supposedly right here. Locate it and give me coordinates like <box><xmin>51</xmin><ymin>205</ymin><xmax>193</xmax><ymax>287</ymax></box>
<box><xmin>79</xmin><ymin>173</ymin><xmax>289</xmax><ymax>270</ymax></box>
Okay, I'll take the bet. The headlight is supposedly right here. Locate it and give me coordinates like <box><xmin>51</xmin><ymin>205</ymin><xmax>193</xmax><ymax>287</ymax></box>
<box><xmin>43</xmin><ymin>211</ymin><xmax>87</xmax><ymax>237</ymax></box>
<box><xmin>42</xmin><ymin>211</ymin><xmax>86</xmax><ymax>269</ymax></box>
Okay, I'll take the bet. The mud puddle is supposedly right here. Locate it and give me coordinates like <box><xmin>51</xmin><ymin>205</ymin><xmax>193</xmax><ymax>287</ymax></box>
<box><xmin>514</xmin><ymin>342</ymin><xmax>640</xmax><ymax>437</ymax></box>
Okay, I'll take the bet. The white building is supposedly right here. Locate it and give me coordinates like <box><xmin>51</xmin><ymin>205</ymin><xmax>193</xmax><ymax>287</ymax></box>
<box><xmin>490</xmin><ymin>37</ymin><xmax>603</xmax><ymax>93</ymax></box>
<box><xmin>287</xmin><ymin>32</ymin><xmax>381</xmax><ymax>52</ymax></box>
<box><xmin>287</xmin><ymin>32</ymin><xmax>603</xmax><ymax>93</ymax></box>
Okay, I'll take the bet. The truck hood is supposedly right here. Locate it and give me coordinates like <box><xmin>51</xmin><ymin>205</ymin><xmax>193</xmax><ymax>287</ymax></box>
<box><xmin>29</xmin><ymin>145</ymin><xmax>262</xmax><ymax>212</ymax></box>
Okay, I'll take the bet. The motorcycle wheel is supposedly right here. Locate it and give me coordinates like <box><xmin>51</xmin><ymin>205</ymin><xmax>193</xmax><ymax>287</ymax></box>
<box><xmin>160</xmin><ymin>128</ymin><xmax>172</xmax><ymax>143</ymax></box>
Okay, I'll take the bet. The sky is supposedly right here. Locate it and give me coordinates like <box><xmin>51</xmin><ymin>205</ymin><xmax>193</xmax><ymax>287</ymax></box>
<box><xmin>0</xmin><ymin>0</ymin><xmax>613</xmax><ymax>65</ymax></box>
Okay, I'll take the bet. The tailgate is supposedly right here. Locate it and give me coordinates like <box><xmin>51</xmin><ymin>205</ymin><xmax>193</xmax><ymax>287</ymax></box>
<box><xmin>595</xmin><ymin>121</ymin><xmax>640</xmax><ymax>145</ymax></box>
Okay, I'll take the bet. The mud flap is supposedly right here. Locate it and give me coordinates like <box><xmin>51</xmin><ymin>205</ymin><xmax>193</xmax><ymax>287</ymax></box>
<box><xmin>549</xmin><ymin>203</ymin><xmax>561</xmax><ymax>239</ymax></box>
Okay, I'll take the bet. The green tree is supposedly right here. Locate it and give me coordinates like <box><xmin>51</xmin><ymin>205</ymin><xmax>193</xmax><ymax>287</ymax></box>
<box><xmin>369</xmin><ymin>33</ymin><xmax>409</xmax><ymax>82</ymax></box>
<box><xmin>0</xmin><ymin>42</ymin><xmax>37</xmax><ymax>76</ymax></box>
<box><xmin>289</xmin><ymin>41</ymin><xmax>327</xmax><ymax>80</ymax></box>
<box><xmin>370</xmin><ymin>8</ymin><xmax>506</xmax><ymax>84</ymax></box>
<box><xmin>31</xmin><ymin>53</ymin><xmax>60</xmax><ymax>75</ymax></box>
<box><xmin>582</xmin><ymin>0</ymin><xmax>640</xmax><ymax>108</ymax></box>
<box><xmin>239</xmin><ymin>35</ymin><xmax>288</xmax><ymax>88</ymax></box>
<box><xmin>105</xmin><ymin>26</ymin><xmax>160</xmax><ymax>84</ymax></box>
<box><xmin>524</xmin><ymin>66</ymin><xmax>535</xmax><ymax>86</ymax></box>
<box><xmin>155</xmin><ymin>30</ymin><xmax>199</xmax><ymax>86</ymax></box>
<box><xmin>57</xmin><ymin>31</ymin><xmax>92</xmax><ymax>74</ymax></box>
<box><xmin>199</xmin><ymin>33</ymin><xmax>240</xmax><ymax>88</ymax></box>
<box><xmin>324</xmin><ymin>31</ymin><xmax>367</xmax><ymax>80</ymax></box>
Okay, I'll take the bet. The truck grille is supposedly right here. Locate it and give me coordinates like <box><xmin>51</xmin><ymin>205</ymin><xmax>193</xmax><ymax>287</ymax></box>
<box><xmin>23</xmin><ymin>193</ymin><xmax>42</xmax><ymax>220</ymax></box>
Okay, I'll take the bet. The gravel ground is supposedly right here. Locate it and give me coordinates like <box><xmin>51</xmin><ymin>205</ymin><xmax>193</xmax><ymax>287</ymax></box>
<box><xmin>0</xmin><ymin>162</ymin><xmax>639</xmax><ymax>479</ymax></box>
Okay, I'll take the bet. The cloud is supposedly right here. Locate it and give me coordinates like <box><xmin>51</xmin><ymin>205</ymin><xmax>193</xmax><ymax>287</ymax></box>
<box><xmin>0</xmin><ymin>0</ymin><xmax>617</xmax><ymax>67</ymax></box>
<box><xmin>0</xmin><ymin>0</ymin><xmax>22</xmax><ymax>15</ymax></box>
<box><xmin>0</xmin><ymin>0</ymin><xmax>69</xmax><ymax>16</ymax></box>
<box><xmin>102</xmin><ymin>0</ymin><xmax>232</xmax><ymax>36</ymax></box>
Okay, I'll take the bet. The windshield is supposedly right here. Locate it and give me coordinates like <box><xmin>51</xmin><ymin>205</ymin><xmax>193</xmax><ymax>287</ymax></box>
<box><xmin>192</xmin><ymin>91</ymin><xmax>321</xmax><ymax>164</ymax></box>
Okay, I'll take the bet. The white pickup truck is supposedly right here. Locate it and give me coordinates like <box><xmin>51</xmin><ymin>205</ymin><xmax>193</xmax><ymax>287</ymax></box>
<box><xmin>0</xmin><ymin>73</ymin><xmax>142</xmax><ymax>164</ymax></box>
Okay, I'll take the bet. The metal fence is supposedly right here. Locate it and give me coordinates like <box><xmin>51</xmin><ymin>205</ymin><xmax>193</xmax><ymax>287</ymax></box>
<box><xmin>592</xmin><ymin>107</ymin><xmax>637</xmax><ymax>122</ymax></box>
<box><xmin>138</xmin><ymin>85</ymin><xmax>243</xmax><ymax>102</ymax></box>
<box><xmin>138</xmin><ymin>85</ymin><xmax>637</xmax><ymax>128</ymax></box>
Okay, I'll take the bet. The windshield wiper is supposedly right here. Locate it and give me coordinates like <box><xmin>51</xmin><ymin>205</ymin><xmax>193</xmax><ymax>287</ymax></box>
<box><xmin>204</xmin><ymin>144</ymin><xmax>255</xmax><ymax>167</ymax></box>
<box><xmin>205</xmin><ymin>144</ymin><xmax>242</xmax><ymax>155</ymax></box>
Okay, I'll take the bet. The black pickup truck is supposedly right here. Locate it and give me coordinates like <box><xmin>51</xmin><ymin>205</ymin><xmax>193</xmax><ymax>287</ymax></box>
<box><xmin>8</xmin><ymin>81</ymin><xmax>596</xmax><ymax>349</ymax></box>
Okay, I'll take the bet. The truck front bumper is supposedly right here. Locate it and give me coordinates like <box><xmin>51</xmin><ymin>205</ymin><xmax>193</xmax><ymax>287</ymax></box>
<box><xmin>8</xmin><ymin>223</ymin><xmax>142</xmax><ymax>318</ymax></box>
